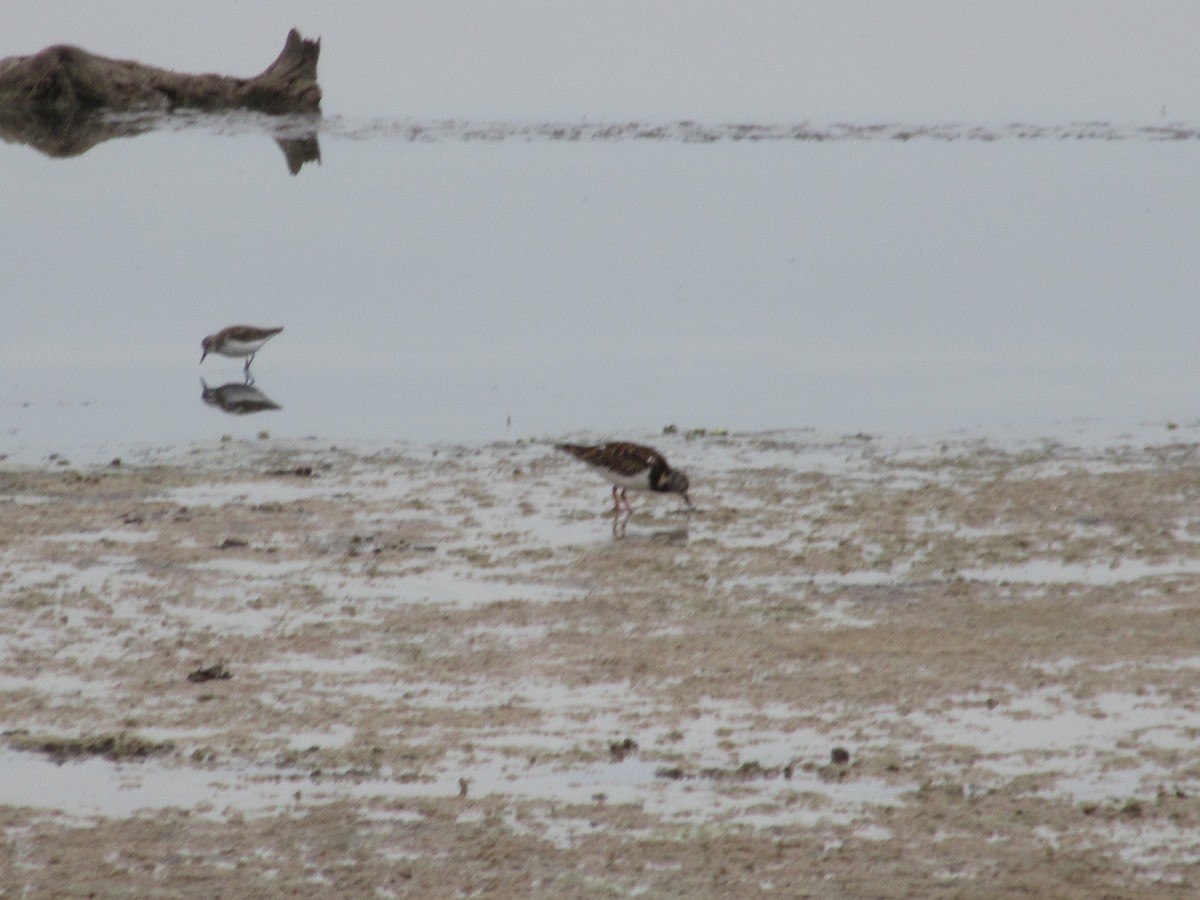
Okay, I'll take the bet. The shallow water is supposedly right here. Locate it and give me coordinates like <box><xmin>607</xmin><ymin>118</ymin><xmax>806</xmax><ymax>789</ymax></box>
<box><xmin>5</xmin><ymin>116</ymin><xmax>1200</xmax><ymax>461</ymax></box>
<box><xmin>5</xmin><ymin>3</ymin><xmax>1200</xmax><ymax>463</ymax></box>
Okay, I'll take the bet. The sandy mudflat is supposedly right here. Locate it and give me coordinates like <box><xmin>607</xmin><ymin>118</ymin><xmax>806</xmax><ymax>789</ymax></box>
<box><xmin>2</xmin><ymin>427</ymin><xmax>1200</xmax><ymax>897</ymax></box>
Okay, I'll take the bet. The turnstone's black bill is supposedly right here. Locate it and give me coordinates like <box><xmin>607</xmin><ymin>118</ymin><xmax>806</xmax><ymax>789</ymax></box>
<box><xmin>556</xmin><ymin>441</ymin><xmax>693</xmax><ymax>513</ymax></box>
<box><xmin>200</xmin><ymin>325</ymin><xmax>283</xmax><ymax>372</ymax></box>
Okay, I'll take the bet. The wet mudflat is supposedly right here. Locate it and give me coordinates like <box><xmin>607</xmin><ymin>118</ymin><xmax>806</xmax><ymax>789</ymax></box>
<box><xmin>2</xmin><ymin>426</ymin><xmax>1200</xmax><ymax>896</ymax></box>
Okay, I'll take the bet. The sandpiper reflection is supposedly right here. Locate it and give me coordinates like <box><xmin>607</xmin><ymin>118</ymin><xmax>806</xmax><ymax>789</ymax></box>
<box><xmin>200</xmin><ymin>377</ymin><xmax>281</xmax><ymax>416</ymax></box>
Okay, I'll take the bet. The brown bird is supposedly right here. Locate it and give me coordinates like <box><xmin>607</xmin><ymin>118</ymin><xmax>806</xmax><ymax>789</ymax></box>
<box><xmin>556</xmin><ymin>441</ymin><xmax>692</xmax><ymax>513</ymax></box>
<box><xmin>200</xmin><ymin>325</ymin><xmax>284</xmax><ymax>372</ymax></box>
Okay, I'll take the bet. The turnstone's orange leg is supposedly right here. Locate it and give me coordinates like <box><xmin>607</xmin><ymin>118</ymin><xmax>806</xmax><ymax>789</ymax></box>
<box><xmin>611</xmin><ymin>485</ymin><xmax>622</xmax><ymax>513</ymax></box>
<box><xmin>619</xmin><ymin>489</ymin><xmax>634</xmax><ymax>514</ymax></box>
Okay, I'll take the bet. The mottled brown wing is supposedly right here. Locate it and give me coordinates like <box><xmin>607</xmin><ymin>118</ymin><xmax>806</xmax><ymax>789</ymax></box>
<box><xmin>556</xmin><ymin>442</ymin><xmax>664</xmax><ymax>477</ymax></box>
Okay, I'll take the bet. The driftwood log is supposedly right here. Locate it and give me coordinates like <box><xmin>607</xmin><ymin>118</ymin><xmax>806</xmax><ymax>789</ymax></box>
<box><xmin>0</xmin><ymin>28</ymin><xmax>320</xmax><ymax>116</ymax></box>
<box><xmin>0</xmin><ymin>29</ymin><xmax>321</xmax><ymax>169</ymax></box>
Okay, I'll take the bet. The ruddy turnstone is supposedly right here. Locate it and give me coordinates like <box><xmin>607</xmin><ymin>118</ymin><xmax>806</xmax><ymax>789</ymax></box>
<box><xmin>556</xmin><ymin>441</ymin><xmax>693</xmax><ymax>513</ymax></box>
<box><xmin>200</xmin><ymin>325</ymin><xmax>283</xmax><ymax>372</ymax></box>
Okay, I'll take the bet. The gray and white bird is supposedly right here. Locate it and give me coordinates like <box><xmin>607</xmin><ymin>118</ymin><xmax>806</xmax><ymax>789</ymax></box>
<box><xmin>200</xmin><ymin>325</ymin><xmax>283</xmax><ymax>372</ymax></box>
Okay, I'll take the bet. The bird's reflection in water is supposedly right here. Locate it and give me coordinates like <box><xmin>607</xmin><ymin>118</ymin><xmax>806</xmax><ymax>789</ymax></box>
<box><xmin>611</xmin><ymin>510</ymin><xmax>689</xmax><ymax>543</ymax></box>
<box><xmin>200</xmin><ymin>377</ymin><xmax>281</xmax><ymax>416</ymax></box>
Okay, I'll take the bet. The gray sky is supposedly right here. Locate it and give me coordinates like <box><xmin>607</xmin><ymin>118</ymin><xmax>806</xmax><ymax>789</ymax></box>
<box><xmin>3</xmin><ymin>1</ymin><xmax>1199</xmax><ymax>121</ymax></box>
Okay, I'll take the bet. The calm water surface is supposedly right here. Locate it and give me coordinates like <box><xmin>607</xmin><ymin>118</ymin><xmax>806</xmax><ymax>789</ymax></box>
<box><xmin>3</xmin><ymin>118</ymin><xmax>1200</xmax><ymax>461</ymax></box>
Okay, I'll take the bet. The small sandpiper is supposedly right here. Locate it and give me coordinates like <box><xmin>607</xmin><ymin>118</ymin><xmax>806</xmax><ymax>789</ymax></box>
<box><xmin>200</xmin><ymin>325</ymin><xmax>283</xmax><ymax>372</ymax></box>
<box><xmin>556</xmin><ymin>441</ymin><xmax>693</xmax><ymax>513</ymax></box>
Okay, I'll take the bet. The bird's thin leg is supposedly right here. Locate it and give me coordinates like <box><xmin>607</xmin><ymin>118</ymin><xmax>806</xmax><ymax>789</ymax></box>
<box><xmin>620</xmin><ymin>489</ymin><xmax>634</xmax><ymax>514</ymax></box>
<box><xmin>611</xmin><ymin>485</ymin><xmax>621</xmax><ymax>514</ymax></box>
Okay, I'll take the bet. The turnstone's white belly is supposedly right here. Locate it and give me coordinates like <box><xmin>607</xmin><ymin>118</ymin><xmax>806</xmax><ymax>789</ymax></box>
<box><xmin>588</xmin><ymin>465</ymin><xmax>651</xmax><ymax>492</ymax></box>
